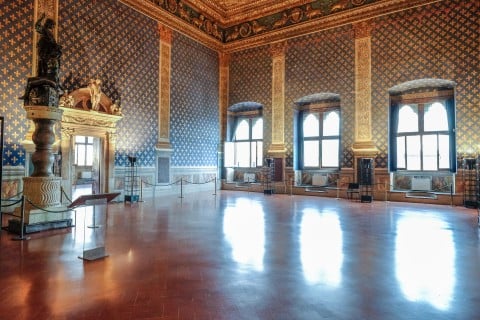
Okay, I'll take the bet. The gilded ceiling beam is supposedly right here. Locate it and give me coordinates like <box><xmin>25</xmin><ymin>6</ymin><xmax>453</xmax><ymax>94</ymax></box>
<box><xmin>184</xmin><ymin>0</ymin><xmax>313</xmax><ymax>27</ymax></box>
<box><xmin>121</xmin><ymin>0</ymin><xmax>443</xmax><ymax>53</ymax></box>
<box><xmin>119</xmin><ymin>0</ymin><xmax>223</xmax><ymax>51</ymax></box>
<box><xmin>223</xmin><ymin>0</ymin><xmax>444</xmax><ymax>53</ymax></box>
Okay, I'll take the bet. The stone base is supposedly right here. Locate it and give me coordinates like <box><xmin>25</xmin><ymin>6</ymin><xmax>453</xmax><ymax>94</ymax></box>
<box><xmin>8</xmin><ymin>217</ymin><xmax>72</xmax><ymax>234</ymax></box>
<box><xmin>12</xmin><ymin>204</ymin><xmax>74</xmax><ymax>233</ymax></box>
<box><xmin>27</xmin><ymin>206</ymin><xmax>73</xmax><ymax>224</ymax></box>
<box><xmin>22</xmin><ymin>176</ymin><xmax>62</xmax><ymax>224</ymax></box>
<box><xmin>79</xmin><ymin>246</ymin><xmax>108</xmax><ymax>261</ymax></box>
<box><xmin>15</xmin><ymin>204</ymin><xmax>73</xmax><ymax>223</ymax></box>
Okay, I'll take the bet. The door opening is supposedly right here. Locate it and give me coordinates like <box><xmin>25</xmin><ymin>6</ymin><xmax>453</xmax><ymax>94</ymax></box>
<box><xmin>72</xmin><ymin>135</ymin><xmax>101</xmax><ymax>199</ymax></box>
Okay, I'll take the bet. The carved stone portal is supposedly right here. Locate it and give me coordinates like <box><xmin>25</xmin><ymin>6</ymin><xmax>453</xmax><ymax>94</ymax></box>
<box><xmin>59</xmin><ymin>82</ymin><xmax>123</xmax><ymax>200</ymax></box>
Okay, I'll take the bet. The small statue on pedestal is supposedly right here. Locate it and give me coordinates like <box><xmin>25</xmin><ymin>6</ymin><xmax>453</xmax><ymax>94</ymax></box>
<box><xmin>20</xmin><ymin>13</ymin><xmax>63</xmax><ymax>106</ymax></box>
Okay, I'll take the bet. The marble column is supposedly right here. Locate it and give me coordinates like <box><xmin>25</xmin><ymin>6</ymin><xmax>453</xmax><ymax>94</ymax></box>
<box><xmin>156</xmin><ymin>23</ymin><xmax>172</xmax><ymax>151</ymax></box>
<box><xmin>156</xmin><ymin>23</ymin><xmax>173</xmax><ymax>183</ymax></box>
<box><xmin>352</xmin><ymin>21</ymin><xmax>379</xmax><ymax>157</ymax></box>
<box><xmin>105</xmin><ymin>130</ymin><xmax>117</xmax><ymax>193</ymax></box>
<box><xmin>218</xmin><ymin>52</ymin><xmax>230</xmax><ymax>180</ymax></box>
<box><xmin>59</xmin><ymin>126</ymin><xmax>74</xmax><ymax>199</ymax></box>
<box><xmin>268</xmin><ymin>41</ymin><xmax>287</xmax><ymax>158</ymax></box>
<box><xmin>352</xmin><ymin>21</ymin><xmax>379</xmax><ymax>185</ymax></box>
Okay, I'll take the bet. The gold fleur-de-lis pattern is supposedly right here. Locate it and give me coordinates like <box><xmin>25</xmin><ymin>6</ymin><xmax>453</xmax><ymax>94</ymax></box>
<box><xmin>170</xmin><ymin>32</ymin><xmax>219</xmax><ymax>167</ymax></box>
<box><xmin>372</xmin><ymin>0</ymin><xmax>480</xmax><ymax>167</ymax></box>
<box><xmin>0</xmin><ymin>0</ymin><xmax>33</xmax><ymax>166</ymax></box>
<box><xmin>59</xmin><ymin>0</ymin><xmax>159</xmax><ymax>167</ymax></box>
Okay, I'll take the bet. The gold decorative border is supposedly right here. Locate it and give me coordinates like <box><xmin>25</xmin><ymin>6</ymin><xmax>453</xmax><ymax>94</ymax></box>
<box><xmin>218</xmin><ymin>52</ymin><xmax>230</xmax><ymax>143</ymax></box>
<box><xmin>120</xmin><ymin>0</ymin><xmax>223</xmax><ymax>51</ymax></box>
<box><xmin>270</xmin><ymin>41</ymin><xmax>287</xmax><ymax>149</ymax></box>
<box><xmin>121</xmin><ymin>0</ymin><xmax>442</xmax><ymax>52</ymax></box>
<box><xmin>223</xmin><ymin>0</ymin><xmax>442</xmax><ymax>53</ymax></box>
<box><xmin>158</xmin><ymin>23</ymin><xmax>172</xmax><ymax>146</ymax></box>
<box><xmin>354</xmin><ymin>36</ymin><xmax>372</xmax><ymax>142</ymax></box>
<box><xmin>184</xmin><ymin>0</ymin><xmax>312</xmax><ymax>27</ymax></box>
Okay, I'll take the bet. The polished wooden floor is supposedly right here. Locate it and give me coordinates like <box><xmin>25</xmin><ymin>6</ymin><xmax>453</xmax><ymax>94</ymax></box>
<box><xmin>1</xmin><ymin>190</ymin><xmax>480</xmax><ymax>319</ymax></box>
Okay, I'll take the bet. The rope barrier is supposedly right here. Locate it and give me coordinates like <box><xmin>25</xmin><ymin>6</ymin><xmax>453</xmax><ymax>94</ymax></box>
<box><xmin>24</xmin><ymin>197</ymin><xmax>73</xmax><ymax>214</ymax></box>
<box><xmin>139</xmin><ymin>177</ymin><xmax>217</xmax><ymax>199</ymax></box>
<box><xmin>140</xmin><ymin>179</ymin><xmax>182</xmax><ymax>187</ymax></box>
<box><xmin>181</xmin><ymin>178</ymin><xmax>216</xmax><ymax>185</ymax></box>
<box><xmin>1</xmin><ymin>198</ymin><xmax>23</xmax><ymax>208</ymax></box>
<box><xmin>0</xmin><ymin>196</ymin><xmax>29</xmax><ymax>240</ymax></box>
<box><xmin>60</xmin><ymin>186</ymin><xmax>72</xmax><ymax>204</ymax></box>
<box><xmin>11</xmin><ymin>196</ymin><xmax>29</xmax><ymax>241</ymax></box>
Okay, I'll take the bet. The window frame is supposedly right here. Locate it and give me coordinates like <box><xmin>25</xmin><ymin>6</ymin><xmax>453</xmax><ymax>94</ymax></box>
<box><xmin>298</xmin><ymin>106</ymin><xmax>341</xmax><ymax>170</ymax></box>
<box><xmin>225</xmin><ymin>103</ymin><xmax>264</xmax><ymax>170</ymax></box>
<box><xmin>74</xmin><ymin>135</ymin><xmax>94</xmax><ymax>166</ymax></box>
<box><xmin>395</xmin><ymin>102</ymin><xmax>450</xmax><ymax>171</ymax></box>
<box><xmin>389</xmin><ymin>88</ymin><xmax>456</xmax><ymax>173</ymax></box>
<box><xmin>232</xmin><ymin>116</ymin><xmax>263</xmax><ymax>168</ymax></box>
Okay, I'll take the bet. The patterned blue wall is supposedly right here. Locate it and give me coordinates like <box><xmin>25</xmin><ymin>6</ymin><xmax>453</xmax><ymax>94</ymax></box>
<box><xmin>170</xmin><ymin>32</ymin><xmax>219</xmax><ymax>167</ymax></box>
<box><xmin>286</xmin><ymin>26</ymin><xmax>355</xmax><ymax>168</ymax></box>
<box><xmin>229</xmin><ymin>47</ymin><xmax>273</xmax><ymax>162</ymax></box>
<box><xmin>371</xmin><ymin>0</ymin><xmax>480</xmax><ymax>167</ymax></box>
<box><xmin>0</xmin><ymin>0</ymin><xmax>33</xmax><ymax>166</ymax></box>
<box><xmin>0</xmin><ymin>0</ymin><xmax>159</xmax><ymax>167</ymax></box>
<box><xmin>60</xmin><ymin>0</ymin><xmax>159</xmax><ymax>167</ymax></box>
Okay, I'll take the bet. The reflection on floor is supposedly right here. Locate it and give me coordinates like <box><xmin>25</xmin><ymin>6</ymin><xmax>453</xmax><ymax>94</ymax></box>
<box><xmin>1</xmin><ymin>190</ymin><xmax>480</xmax><ymax>319</ymax></box>
<box><xmin>72</xmin><ymin>183</ymin><xmax>94</xmax><ymax>200</ymax></box>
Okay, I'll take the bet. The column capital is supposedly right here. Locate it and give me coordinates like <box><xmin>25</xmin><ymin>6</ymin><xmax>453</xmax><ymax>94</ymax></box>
<box><xmin>106</xmin><ymin>131</ymin><xmax>118</xmax><ymax>144</ymax></box>
<box><xmin>60</xmin><ymin>127</ymin><xmax>75</xmax><ymax>140</ymax></box>
<box><xmin>267</xmin><ymin>144</ymin><xmax>287</xmax><ymax>157</ymax></box>
<box><xmin>351</xmin><ymin>142</ymin><xmax>379</xmax><ymax>158</ymax></box>
<box><xmin>218</xmin><ymin>52</ymin><xmax>230</xmax><ymax>66</ymax></box>
<box><xmin>353</xmin><ymin>20</ymin><xmax>374</xmax><ymax>39</ymax></box>
<box><xmin>270</xmin><ymin>41</ymin><xmax>288</xmax><ymax>58</ymax></box>
<box><xmin>156</xmin><ymin>141</ymin><xmax>173</xmax><ymax>151</ymax></box>
<box><xmin>158</xmin><ymin>23</ymin><xmax>173</xmax><ymax>44</ymax></box>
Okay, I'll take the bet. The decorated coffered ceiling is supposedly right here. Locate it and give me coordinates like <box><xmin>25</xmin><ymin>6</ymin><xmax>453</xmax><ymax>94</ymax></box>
<box><xmin>120</xmin><ymin>0</ymin><xmax>443</xmax><ymax>52</ymax></box>
<box><xmin>183</xmin><ymin>0</ymin><xmax>313</xmax><ymax>26</ymax></box>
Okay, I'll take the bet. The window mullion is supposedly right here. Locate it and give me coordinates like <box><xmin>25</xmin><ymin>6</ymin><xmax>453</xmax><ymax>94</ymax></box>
<box><xmin>319</xmin><ymin>111</ymin><xmax>323</xmax><ymax>167</ymax></box>
<box><xmin>419</xmin><ymin>104</ymin><xmax>424</xmax><ymax>170</ymax></box>
<box><xmin>437</xmin><ymin>133</ymin><xmax>440</xmax><ymax>170</ymax></box>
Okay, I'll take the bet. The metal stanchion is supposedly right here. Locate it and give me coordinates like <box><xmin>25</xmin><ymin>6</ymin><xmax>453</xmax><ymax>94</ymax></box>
<box><xmin>450</xmin><ymin>184</ymin><xmax>453</xmax><ymax>207</ymax></box>
<box><xmin>12</xmin><ymin>196</ymin><xmax>30</xmax><ymax>241</ymax></box>
<box><xmin>336</xmin><ymin>180</ymin><xmax>340</xmax><ymax>199</ymax></box>
<box><xmin>139</xmin><ymin>179</ymin><xmax>144</xmax><ymax>202</ymax></box>
<box><xmin>179</xmin><ymin>179</ymin><xmax>184</xmax><ymax>199</ymax></box>
<box><xmin>213</xmin><ymin>178</ymin><xmax>217</xmax><ymax>196</ymax></box>
<box><xmin>385</xmin><ymin>182</ymin><xmax>388</xmax><ymax>202</ymax></box>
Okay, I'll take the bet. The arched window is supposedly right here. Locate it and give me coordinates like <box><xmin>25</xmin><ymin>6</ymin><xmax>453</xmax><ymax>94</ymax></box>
<box><xmin>294</xmin><ymin>93</ymin><xmax>341</xmax><ymax>169</ymax></box>
<box><xmin>225</xmin><ymin>102</ymin><xmax>263</xmax><ymax>168</ymax></box>
<box><xmin>389</xmin><ymin>79</ymin><xmax>456</xmax><ymax>172</ymax></box>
